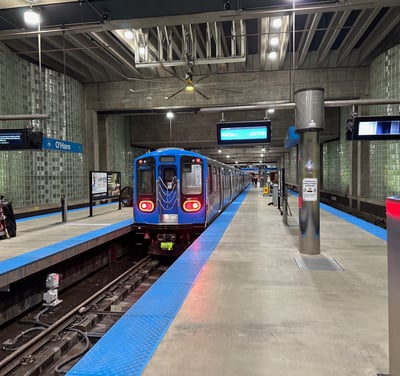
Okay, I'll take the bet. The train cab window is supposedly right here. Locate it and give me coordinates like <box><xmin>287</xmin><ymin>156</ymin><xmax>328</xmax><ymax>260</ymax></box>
<box><xmin>137</xmin><ymin>158</ymin><xmax>155</xmax><ymax>194</ymax></box>
<box><xmin>182</xmin><ymin>163</ymin><xmax>202</xmax><ymax>195</ymax></box>
<box><xmin>161</xmin><ymin>167</ymin><xmax>176</xmax><ymax>189</ymax></box>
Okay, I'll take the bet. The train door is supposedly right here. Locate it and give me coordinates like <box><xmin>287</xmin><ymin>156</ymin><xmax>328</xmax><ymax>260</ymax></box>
<box><xmin>218</xmin><ymin>166</ymin><xmax>224</xmax><ymax>211</ymax></box>
<box><xmin>158</xmin><ymin>164</ymin><xmax>178</xmax><ymax>223</ymax></box>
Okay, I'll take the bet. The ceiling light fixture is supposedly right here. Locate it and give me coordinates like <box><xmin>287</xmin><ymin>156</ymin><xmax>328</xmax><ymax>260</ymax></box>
<box><xmin>185</xmin><ymin>83</ymin><xmax>195</xmax><ymax>92</ymax></box>
<box><xmin>124</xmin><ymin>30</ymin><xmax>134</xmax><ymax>40</ymax></box>
<box><xmin>24</xmin><ymin>1</ymin><xmax>40</xmax><ymax>27</ymax></box>
<box><xmin>270</xmin><ymin>37</ymin><xmax>279</xmax><ymax>46</ymax></box>
<box><xmin>138</xmin><ymin>46</ymin><xmax>146</xmax><ymax>56</ymax></box>
<box><xmin>24</xmin><ymin>8</ymin><xmax>40</xmax><ymax>26</ymax></box>
<box><xmin>271</xmin><ymin>18</ymin><xmax>282</xmax><ymax>29</ymax></box>
<box><xmin>268</xmin><ymin>51</ymin><xmax>278</xmax><ymax>60</ymax></box>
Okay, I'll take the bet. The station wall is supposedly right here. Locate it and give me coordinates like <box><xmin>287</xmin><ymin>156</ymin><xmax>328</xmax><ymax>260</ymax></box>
<box><xmin>0</xmin><ymin>43</ymin><xmax>88</xmax><ymax>211</ymax></box>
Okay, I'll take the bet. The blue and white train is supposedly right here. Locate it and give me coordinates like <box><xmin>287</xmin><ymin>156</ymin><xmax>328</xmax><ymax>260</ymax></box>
<box><xmin>133</xmin><ymin>148</ymin><xmax>251</xmax><ymax>256</ymax></box>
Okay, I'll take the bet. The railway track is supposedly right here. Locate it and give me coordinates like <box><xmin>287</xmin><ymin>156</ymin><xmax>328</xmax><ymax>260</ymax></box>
<box><xmin>0</xmin><ymin>255</ymin><xmax>168</xmax><ymax>375</ymax></box>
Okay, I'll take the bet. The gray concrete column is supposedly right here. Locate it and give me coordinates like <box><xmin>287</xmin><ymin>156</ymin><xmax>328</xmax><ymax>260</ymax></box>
<box><xmin>295</xmin><ymin>88</ymin><xmax>324</xmax><ymax>255</ymax></box>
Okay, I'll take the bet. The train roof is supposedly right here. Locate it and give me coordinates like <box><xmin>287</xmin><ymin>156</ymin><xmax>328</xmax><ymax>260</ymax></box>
<box><xmin>135</xmin><ymin>148</ymin><xmax>205</xmax><ymax>160</ymax></box>
<box><xmin>135</xmin><ymin>147</ymin><xmax>248</xmax><ymax>173</ymax></box>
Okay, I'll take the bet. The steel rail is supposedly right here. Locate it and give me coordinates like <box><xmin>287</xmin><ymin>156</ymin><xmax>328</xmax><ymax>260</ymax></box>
<box><xmin>0</xmin><ymin>255</ymin><xmax>152</xmax><ymax>375</ymax></box>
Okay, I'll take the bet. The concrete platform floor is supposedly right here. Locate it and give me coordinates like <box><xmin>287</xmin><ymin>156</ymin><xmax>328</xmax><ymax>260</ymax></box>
<box><xmin>142</xmin><ymin>187</ymin><xmax>388</xmax><ymax>376</ymax></box>
<box><xmin>0</xmin><ymin>203</ymin><xmax>133</xmax><ymax>262</ymax></box>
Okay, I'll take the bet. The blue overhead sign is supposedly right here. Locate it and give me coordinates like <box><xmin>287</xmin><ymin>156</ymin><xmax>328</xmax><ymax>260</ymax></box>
<box><xmin>217</xmin><ymin>120</ymin><xmax>271</xmax><ymax>145</ymax></box>
<box><xmin>284</xmin><ymin>125</ymin><xmax>299</xmax><ymax>148</ymax></box>
<box><xmin>220</xmin><ymin>126</ymin><xmax>267</xmax><ymax>141</ymax></box>
<box><xmin>42</xmin><ymin>137</ymin><xmax>83</xmax><ymax>153</ymax></box>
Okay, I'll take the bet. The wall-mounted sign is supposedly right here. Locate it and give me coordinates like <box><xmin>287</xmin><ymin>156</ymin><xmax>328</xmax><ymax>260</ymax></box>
<box><xmin>302</xmin><ymin>178</ymin><xmax>318</xmax><ymax>202</ymax></box>
<box><xmin>42</xmin><ymin>137</ymin><xmax>83</xmax><ymax>153</ymax></box>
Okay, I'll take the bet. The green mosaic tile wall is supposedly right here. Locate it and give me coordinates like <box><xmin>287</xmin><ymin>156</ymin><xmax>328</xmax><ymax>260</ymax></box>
<box><xmin>0</xmin><ymin>43</ymin><xmax>86</xmax><ymax>209</ymax></box>
<box><xmin>368</xmin><ymin>44</ymin><xmax>400</xmax><ymax>201</ymax></box>
<box><xmin>322</xmin><ymin>139</ymin><xmax>349</xmax><ymax>194</ymax></box>
<box><xmin>106</xmin><ymin>116</ymin><xmax>146</xmax><ymax>189</ymax></box>
<box><xmin>322</xmin><ymin>109</ymin><xmax>350</xmax><ymax>194</ymax></box>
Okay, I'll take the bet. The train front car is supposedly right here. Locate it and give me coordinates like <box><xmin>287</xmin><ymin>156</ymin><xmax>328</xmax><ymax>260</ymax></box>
<box><xmin>133</xmin><ymin>148</ymin><xmax>207</xmax><ymax>256</ymax></box>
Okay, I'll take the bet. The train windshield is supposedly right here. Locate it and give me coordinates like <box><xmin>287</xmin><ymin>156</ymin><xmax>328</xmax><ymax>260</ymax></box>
<box><xmin>137</xmin><ymin>158</ymin><xmax>155</xmax><ymax>195</ymax></box>
<box><xmin>182</xmin><ymin>162</ymin><xmax>202</xmax><ymax>195</ymax></box>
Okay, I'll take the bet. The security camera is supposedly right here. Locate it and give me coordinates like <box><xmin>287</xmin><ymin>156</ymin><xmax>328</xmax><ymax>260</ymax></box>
<box><xmin>224</xmin><ymin>1</ymin><xmax>230</xmax><ymax>10</ymax></box>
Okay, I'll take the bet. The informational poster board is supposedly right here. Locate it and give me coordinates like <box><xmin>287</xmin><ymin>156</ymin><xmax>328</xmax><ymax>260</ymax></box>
<box><xmin>107</xmin><ymin>172</ymin><xmax>121</xmax><ymax>198</ymax></box>
<box><xmin>90</xmin><ymin>171</ymin><xmax>121</xmax><ymax>199</ymax></box>
<box><xmin>302</xmin><ymin>178</ymin><xmax>318</xmax><ymax>202</ymax></box>
<box><xmin>91</xmin><ymin>171</ymin><xmax>108</xmax><ymax>200</ymax></box>
<box><xmin>89</xmin><ymin>171</ymin><xmax>122</xmax><ymax>216</ymax></box>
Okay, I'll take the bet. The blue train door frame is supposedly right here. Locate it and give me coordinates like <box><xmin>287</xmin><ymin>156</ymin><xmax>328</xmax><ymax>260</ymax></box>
<box><xmin>158</xmin><ymin>164</ymin><xmax>178</xmax><ymax>220</ymax></box>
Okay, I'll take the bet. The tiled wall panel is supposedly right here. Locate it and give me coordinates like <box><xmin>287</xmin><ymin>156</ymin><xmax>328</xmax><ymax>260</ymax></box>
<box><xmin>368</xmin><ymin>44</ymin><xmax>400</xmax><ymax>201</ymax></box>
<box><xmin>106</xmin><ymin>116</ymin><xmax>134</xmax><ymax>188</ymax></box>
<box><xmin>0</xmin><ymin>43</ymin><xmax>86</xmax><ymax>209</ymax></box>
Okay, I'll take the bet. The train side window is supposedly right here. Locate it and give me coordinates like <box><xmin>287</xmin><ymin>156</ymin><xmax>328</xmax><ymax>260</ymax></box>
<box><xmin>207</xmin><ymin>165</ymin><xmax>213</xmax><ymax>194</ymax></box>
<box><xmin>212</xmin><ymin>166</ymin><xmax>217</xmax><ymax>193</ymax></box>
<box><xmin>216</xmin><ymin>167</ymin><xmax>221</xmax><ymax>191</ymax></box>
<box><xmin>182</xmin><ymin>163</ymin><xmax>202</xmax><ymax>195</ymax></box>
<box><xmin>137</xmin><ymin>159</ymin><xmax>155</xmax><ymax>195</ymax></box>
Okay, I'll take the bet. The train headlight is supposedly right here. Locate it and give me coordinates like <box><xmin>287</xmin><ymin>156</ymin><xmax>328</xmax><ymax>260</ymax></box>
<box><xmin>138</xmin><ymin>200</ymin><xmax>155</xmax><ymax>212</ymax></box>
<box><xmin>183</xmin><ymin>199</ymin><xmax>202</xmax><ymax>212</ymax></box>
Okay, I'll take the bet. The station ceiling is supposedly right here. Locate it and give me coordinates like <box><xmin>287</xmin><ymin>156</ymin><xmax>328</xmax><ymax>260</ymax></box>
<box><xmin>0</xmin><ymin>0</ymin><xmax>399</xmax><ymax>165</ymax></box>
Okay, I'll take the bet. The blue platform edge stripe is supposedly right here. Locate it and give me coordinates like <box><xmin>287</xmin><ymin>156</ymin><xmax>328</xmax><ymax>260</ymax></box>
<box><xmin>289</xmin><ymin>190</ymin><xmax>387</xmax><ymax>241</ymax></box>
<box><xmin>66</xmin><ymin>187</ymin><xmax>250</xmax><ymax>376</ymax></box>
<box><xmin>0</xmin><ymin>218</ymin><xmax>133</xmax><ymax>276</ymax></box>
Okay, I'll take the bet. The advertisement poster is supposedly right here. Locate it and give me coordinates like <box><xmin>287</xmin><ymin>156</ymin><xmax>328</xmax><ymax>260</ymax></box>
<box><xmin>91</xmin><ymin>171</ymin><xmax>108</xmax><ymax>199</ymax></box>
<box><xmin>107</xmin><ymin>172</ymin><xmax>121</xmax><ymax>198</ymax></box>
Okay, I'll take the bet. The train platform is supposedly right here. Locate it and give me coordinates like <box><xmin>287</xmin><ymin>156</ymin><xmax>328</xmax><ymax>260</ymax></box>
<box><xmin>67</xmin><ymin>187</ymin><xmax>389</xmax><ymax>376</ymax></box>
<box><xmin>0</xmin><ymin>203</ymin><xmax>133</xmax><ymax>289</ymax></box>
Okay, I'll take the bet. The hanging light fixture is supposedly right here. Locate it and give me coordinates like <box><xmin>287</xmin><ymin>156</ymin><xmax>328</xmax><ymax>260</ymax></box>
<box><xmin>24</xmin><ymin>0</ymin><xmax>40</xmax><ymax>27</ymax></box>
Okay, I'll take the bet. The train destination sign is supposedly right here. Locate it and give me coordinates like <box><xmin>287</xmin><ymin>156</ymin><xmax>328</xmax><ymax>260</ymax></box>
<box><xmin>217</xmin><ymin>120</ymin><xmax>271</xmax><ymax>145</ymax></box>
<box><xmin>351</xmin><ymin>115</ymin><xmax>400</xmax><ymax>140</ymax></box>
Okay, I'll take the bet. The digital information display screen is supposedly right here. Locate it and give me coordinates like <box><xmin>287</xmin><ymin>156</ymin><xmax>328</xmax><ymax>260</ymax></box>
<box><xmin>217</xmin><ymin>120</ymin><xmax>271</xmax><ymax>145</ymax></box>
<box><xmin>352</xmin><ymin>116</ymin><xmax>400</xmax><ymax>140</ymax></box>
<box><xmin>0</xmin><ymin>128</ymin><xmax>43</xmax><ymax>150</ymax></box>
<box><xmin>0</xmin><ymin>130</ymin><xmax>24</xmax><ymax>146</ymax></box>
